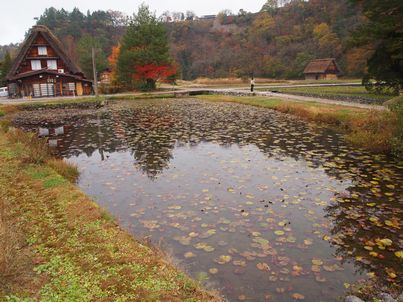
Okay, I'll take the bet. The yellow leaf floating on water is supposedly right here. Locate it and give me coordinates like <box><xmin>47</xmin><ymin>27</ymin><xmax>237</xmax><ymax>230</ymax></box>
<box><xmin>256</xmin><ymin>262</ymin><xmax>271</xmax><ymax>271</ymax></box>
<box><xmin>312</xmin><ymin>258</ymin><xmax>323</xmax><ymax>266</ymax></box>
<box><xmin>208</xmin><ymin>268</ymin><xmax>218</xmax><ymax>274</ymax></box>
<box><xmin>274</xmin><ymin>230</ymin><xmax>285</xmax><ymax>236</ymax></box>
<box><xmin>369</xmin><ymin>217</ymin><xmax>379</xmax><ymax>223</ymax></box>
<box><xmin>378</xmin><ymin>238</ymin><xmax>393</xmax><ymax>247</ymax></box>
<box><xmin>184</xmin><ymin>252</ymin><xmax>196</xmax><ymax>258</ymax></box>
<box><xmin>188</xmin><ymin>232</ymin><xmax>199</xmax><ymax>238</ymax></box>
<box><xmin>322</xmin><ymin>235</ymin><xmax>331</xmax><ymax>241</ymax></box>
<box><xmin>215</xmin><ymin>255</ymin><xmax>232</xmax><ymax>264</ymax></box>
<box><xmin>394</xmin><ymin>251</ymin><xmax>403</xmax><ymax>258</ymax></box>
<box><xmin>238</xmin><ymin>295</ymin><xmax>247</xmax><ymax>301</ymax></box>
<box><xmin>384</xmin><ymin>220</ymin><xmax>400</xmax><ymax>228</ymax></box>
<box><xmin>292</xmin><ymin>293</ymin><xmax>305</xmax><ymax>300</ymax></box>
<box><xmin>204</xmin><ymin>245</ymin><xmax>215</xmax><ymax>252</ymax></box>
<box><xmin>344</xmin><ymin>283</ymin><xmax>350</xmax><ymax>289</ymax></box>
<box><xmin>311</xmin><ymin>265</ymin><xmax>321</xmax><ymax>272</ymax></box>
<box><xmin>366</xmin><ymin>203</ymin><xmax>376</xmax><ymax>207</ymax></box>
<box><xmin>367</xmin><ymin>272</ymin><xmax>376</xmax><ymax>278</ymax></box>
<box><xmin>369</xmin><ymin>251</ymin><xmax>378</xmax><ymax>257</ymax></box>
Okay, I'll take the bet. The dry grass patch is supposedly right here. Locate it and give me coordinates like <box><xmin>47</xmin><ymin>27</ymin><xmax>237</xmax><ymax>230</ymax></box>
<box><xmin>47</xmin><ymin>159</ymin><xmax>79</xmax><ymax>183</ymax></box>
<box><xmin>6</xmin><ymin>129</ymin><xmax>50</xmax><ymax>164</ymax></box>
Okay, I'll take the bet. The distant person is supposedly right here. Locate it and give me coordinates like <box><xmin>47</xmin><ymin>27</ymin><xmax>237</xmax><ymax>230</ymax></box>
<box><xmin>250</xmin><ymin>77</ymin><xmax>255</xmax><ymax>92</ymax></box>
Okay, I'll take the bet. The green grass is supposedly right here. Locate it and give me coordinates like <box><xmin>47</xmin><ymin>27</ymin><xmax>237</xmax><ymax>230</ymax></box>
<box><xmin>0</xmin><ymin>128</ymin><xmax>221</xmax><ymax>302</ymax></box>
<box><xmin>264</xmin><ymin>86</ymin><xmax>396</xmax><ymax>101</ymax></box>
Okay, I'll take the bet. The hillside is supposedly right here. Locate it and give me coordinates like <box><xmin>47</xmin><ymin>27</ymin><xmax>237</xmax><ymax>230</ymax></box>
<box><xmin>0</xmin><ymin>0</ymin><xmax>370</xmax><ymax>80</ymax></box>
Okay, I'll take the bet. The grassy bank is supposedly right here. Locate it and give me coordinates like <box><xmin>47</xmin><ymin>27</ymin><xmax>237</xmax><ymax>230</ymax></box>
<box><xmin>196</xmin><ymin>95</ymin><xmax>402</xmax><ymax>157</ymax></box>
<box><xmin>263</xmin><ymin>86</ymin><xmax>395</xmax><ymax>102</ymax></box>
<box><xmin>0</xmin><ymin>128</ymin><xmax>220</xmax><ymax>301</ymax></box>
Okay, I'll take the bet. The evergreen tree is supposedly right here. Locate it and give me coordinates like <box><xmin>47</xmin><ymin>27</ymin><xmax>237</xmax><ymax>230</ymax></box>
<box><xmin>350</xmin><ymin>0</ymin><xmax>403</xmax><ymax>93</ymax></box>
<box><xmin>261</xmin><ymin>0</ymin><xmax>278</xmax><ymax>15</ymax></box>
<box><xmin>117</xmin><ymin>4</ymin><xmax>173</xmax><ymax>90</ymax></box>
<box><xmin>77</xmin><ymin>34</ymin><xmax>108</xmax><ymax>80</ymax></box>
<box><xmin>0</xmin><ymin>52</ymin><xmax>12</xmax><ymax>86</ymax></box>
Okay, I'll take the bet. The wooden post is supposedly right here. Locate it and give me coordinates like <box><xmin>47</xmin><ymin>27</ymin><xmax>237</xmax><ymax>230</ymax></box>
<box><xmin>92</xmin><ymin>47</ymin><xmax>98</xmax><ymax>97</ymax></box>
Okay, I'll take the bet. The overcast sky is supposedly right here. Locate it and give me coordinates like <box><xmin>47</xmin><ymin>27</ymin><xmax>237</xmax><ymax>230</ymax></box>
<box><xmin>0</xmin><ymin>0</ymin><xmax>264</xmax><ymax>45</ymax></box>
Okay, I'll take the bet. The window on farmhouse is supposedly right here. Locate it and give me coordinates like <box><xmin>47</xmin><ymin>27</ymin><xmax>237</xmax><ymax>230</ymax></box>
<box><xmin>38</xmin><ymin>46</ymin><xmax>47</xmax><ymax>55</ymax></box>
<box><xmin>31</xmin><ymin>60</ymin><xmax>42</xmax><ymax>70</ymax></box>
<box><xmin>47</xmin><ymin>60</ymin><xmax>57</xmax><ymax>70</ymax></box>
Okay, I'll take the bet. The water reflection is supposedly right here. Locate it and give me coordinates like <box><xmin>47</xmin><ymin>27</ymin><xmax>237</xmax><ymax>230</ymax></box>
<box><xmin>15</xmin><ymin>99</ymin><xmax>402</xmax><ymax>301</ymax></box>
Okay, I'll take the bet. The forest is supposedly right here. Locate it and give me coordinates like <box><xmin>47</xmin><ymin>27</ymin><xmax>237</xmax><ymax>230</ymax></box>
<box><xmin>0</xmin><ymin>0</ymin><xmax>372</xmax><ymax>82</ymax></box>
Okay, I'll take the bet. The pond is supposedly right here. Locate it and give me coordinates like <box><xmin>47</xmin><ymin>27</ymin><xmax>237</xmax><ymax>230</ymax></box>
<box><xmin>15</xmin><ymin>99</ymin><xmax>402</xmax><ymax>301</ymax></box>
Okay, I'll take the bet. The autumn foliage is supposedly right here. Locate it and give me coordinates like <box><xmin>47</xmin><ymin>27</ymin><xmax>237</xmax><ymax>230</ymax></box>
<box><xmin>108</xmin><ymin>44</ymin><xmax>121</xmax><ymax>82</ymax></box>
<box><xmin>133</xmin><ymin>64</ymin><xmax>176</xmax><ymax>84</ymax></box>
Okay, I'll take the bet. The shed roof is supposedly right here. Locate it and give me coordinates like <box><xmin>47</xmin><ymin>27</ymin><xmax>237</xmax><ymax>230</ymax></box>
<box><xmin>7</xmin><ymin>25</ymin><xmax>83</xmax><ymax>80</ymax></box>
<box><xmin>304</xmin><ymin>58</ymin><xmax>341</xmax><ymax>74</ymax></box>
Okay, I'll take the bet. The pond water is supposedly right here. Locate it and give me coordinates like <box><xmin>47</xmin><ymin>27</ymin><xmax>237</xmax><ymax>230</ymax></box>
<box><xmin>15</xmin><ymin>99</ymin><xmax>402</xmax><ymax>301</ymax></box>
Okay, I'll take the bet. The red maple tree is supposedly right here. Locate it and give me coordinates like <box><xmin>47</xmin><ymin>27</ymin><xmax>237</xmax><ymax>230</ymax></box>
<box><xmin>133</xmin><ymin>64</ymin><xmax>177</xmax><ymax>85</ymax></box>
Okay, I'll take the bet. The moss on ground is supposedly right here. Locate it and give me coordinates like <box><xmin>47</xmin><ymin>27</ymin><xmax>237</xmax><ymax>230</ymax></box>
<box><xmin>0</xmin><ymin>129</ymin><xmax>221</xmax><ymax>302</ymax></box>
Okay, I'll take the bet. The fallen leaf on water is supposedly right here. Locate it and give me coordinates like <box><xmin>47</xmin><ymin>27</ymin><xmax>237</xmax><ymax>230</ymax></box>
<box><xmin>292</xmin><ymin>293</ymin><xmax>305</xmax><ymax>300</ymax></box>
<box><xmin>394</xmin><ymin>251</ymin><xmax>403</xmax><ymax>258</ymax></box>
<box><xmin>256</xmin><ymin>262</ymin><xmax>271</xmax><ymax>271</ymax></box>
<box><xmin>378</xmin><ymin>238</ymin><xmax>392</xmax><ymax>246</ymax></box>
<box><xmin>184</xmin><ymin>252</ymin><xmax>196</xmax><ymax>258</ymax></box>
<box><xmin>209</xmin><ymin>268</ymin><xmax>218</xmax><ymax>274</ymax></box>
<box><xmin>215</xmin><ymin>255</ymin><xmax>232</xmax><ymax>264</ymax></box>
<box><xmin>315</xmin><ymin>275</ymin><xmax>326</xmax><ymax>283</ymax></box>
<box><xmin>233</xmin><ymin>260</ymin><xmax>247</xmax><ymax>267</ymax></box>
<box><xmin>303</xmin><ymin>239</ymin><xmax>313</xmax><ymax>246</ymax></box>
<box><xmin>312</xmin><ymin>258</ymin><xmax>323</xmax><ymax>266</ymax></box>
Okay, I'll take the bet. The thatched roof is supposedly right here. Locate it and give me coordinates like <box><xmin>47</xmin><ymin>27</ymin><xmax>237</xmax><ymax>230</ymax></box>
<box><xmin>304</xmin><ymin>58</ymin><xmax>341</xmax><ymax>74</ymax></box>
<box><xmin>7</xmin><ymin>25</ymin><xmax>83</xmax><ymax>79</ymax></box>
<box><xmin>7</xmin><ymin>69</ymin><xmax>92</xmax><ymax>83</ymax></box>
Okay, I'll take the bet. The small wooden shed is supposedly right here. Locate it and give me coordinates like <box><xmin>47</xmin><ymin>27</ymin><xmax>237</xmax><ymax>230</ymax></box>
<box><xmin>304</xmin><ymin>58</ymin><xmax>342</xmax><ymax>80</ymax></box>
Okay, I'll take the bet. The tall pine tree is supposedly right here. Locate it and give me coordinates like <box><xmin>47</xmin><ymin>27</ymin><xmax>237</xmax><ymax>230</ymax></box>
<box><xmin>117</xmin><ymin>4</ymin><xmax>174</xmax><ymax>90</ymax></box>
